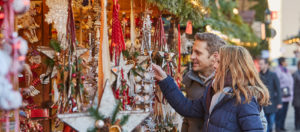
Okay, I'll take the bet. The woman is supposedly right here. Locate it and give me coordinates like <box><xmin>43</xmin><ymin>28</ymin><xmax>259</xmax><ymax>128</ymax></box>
<box><xmin>152</xmin><ymin>45</ymin><xmax>270</xmax><ymax>132</ymax></box>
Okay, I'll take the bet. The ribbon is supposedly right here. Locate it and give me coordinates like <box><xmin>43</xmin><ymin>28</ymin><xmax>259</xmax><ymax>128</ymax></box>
<box><xmin>154</xmin><ymin>16</ymin><xmax>167</xmax><ymax>51</ymax></box>
<box><xmin>97</xmin><ymin>0</ymin><xmax>104</xmax><ymax>108</ymax></box>
<box><xmin>15</xmin><ymin>109</ymin><xmax>20</xmax><ymax>132</ymax></box>
<box><xmin>178</xmin><ymin>24</ymin><xmax>181</xmax><ymax>73</ymax></box>
<box><xmin>67</xmin><ymin>0</ymin><xmax>76</xmax><ymax>49</ymax></box>
<box><xmin>176</xmin><ymin>24</ymin><xmax>181</xmax><ymax>87</ymax></box>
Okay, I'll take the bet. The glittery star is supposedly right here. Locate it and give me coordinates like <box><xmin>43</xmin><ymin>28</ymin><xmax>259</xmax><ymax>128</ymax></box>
<box><xmin>111</xmin><ymin>53</ymin><xmax>134</xmax><ymax>90</ymax></box>
<box><xmin>58</xmin><ymin>80</ymin><xmax>150</xmax><ymax>132</ymax></box>
<box><xmin>73</xmin><ymin>46</ymin><xmax>88</xmax><ymax>58</ymax></box>
<box><xmin>37</xmin><ymin>46</ymin><xmax>56</xmax><ymax>59</ymax></box>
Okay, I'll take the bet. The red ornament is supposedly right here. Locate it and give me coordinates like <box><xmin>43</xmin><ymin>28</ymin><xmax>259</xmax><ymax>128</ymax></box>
<box><xmin>110</xmin><ymin>0</ymin><xmax>126</xmax><ymax>63</ymax></box>
<box><xmin>72</xmin><ymin>73</ymin><xmax>76</xmax><ymax>78</ymax></box>
<box><xmin>80</xmin><ymin>75</ymin><xmax>85</xmax><ymax>80</ymax></box>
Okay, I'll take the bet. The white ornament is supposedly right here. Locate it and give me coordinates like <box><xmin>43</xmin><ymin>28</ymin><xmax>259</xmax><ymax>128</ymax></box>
<box><xmin>17</xmin><ymin>37</ymin><xmax>28</xmax><ymax>55</ymax></box>
<box><xmin>134</xmin><ymin>76</ymin><xmax>142</xmax><ymax>82</ymax></box>
<box><xmin>0</xmin><ymin>86</ymin><xmax>22</xmax><ymax>110</ymax></box>
<box><xmin>95</xmin><ymin>120</ymin><xmax>105</xmax><ymax>128</ymax></box>
<box><xmin>13</xmin><ymin>0</ymin><xmax>30</xmax><ymax>14</ymax></box>
<box><xmin>135</xmin><ymin>84</ymin><xmax>142</xmax><ymax>93</ymax></box>
<box><xmin>143</xmin><ymin>84</ymin><xmax>153</xmax><ymax>94</ymax></box>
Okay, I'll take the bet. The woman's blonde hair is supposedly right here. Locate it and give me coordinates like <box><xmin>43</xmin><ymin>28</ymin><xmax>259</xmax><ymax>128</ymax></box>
<box><xmin>213</xmin><ymin>45</ymin><xmax>270</xmax><ymax>106</ymax></box>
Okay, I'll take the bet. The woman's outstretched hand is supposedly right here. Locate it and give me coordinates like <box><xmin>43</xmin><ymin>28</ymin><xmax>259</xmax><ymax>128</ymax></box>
<box><xmin>151</xmin><ymin>64</ymin><xmax>168</xmax><ymax>81</ymax></box>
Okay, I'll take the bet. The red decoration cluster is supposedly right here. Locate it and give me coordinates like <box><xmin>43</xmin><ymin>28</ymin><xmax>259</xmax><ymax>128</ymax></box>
<box><xmin>110</xmin><ymin>0</ymin><xmax>126</xmax><ymax>64</ymax></box>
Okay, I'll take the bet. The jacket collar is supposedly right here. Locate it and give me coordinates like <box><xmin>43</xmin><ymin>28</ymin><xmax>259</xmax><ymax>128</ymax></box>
<box><xmin>187</xmin><ymin>71</ymin><xmax>215</xmax><ymax>85</ymax></box>
<box><xmin>260</xmin><ymin>69</ymin><xmax>270</xmax><ymax>75</ymax></box>
<box><xmin>209</xmin><ymin>87</ymin><xmax>234</xmax><ymax>114</ymax></box>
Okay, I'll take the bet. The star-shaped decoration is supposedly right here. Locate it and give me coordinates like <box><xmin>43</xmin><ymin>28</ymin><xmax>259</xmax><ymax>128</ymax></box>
<box><xmin>58</xmin><ymin>80</ymin><xmax>150</xmax><ymax>132</ymax></box>
<box><xmin>111</xmin><ymin>53</ymin><xmax>134</xmax><ymax>90</ymax></box>
<box><xmin>73</xmin><ymin>46</ymin><xmax>88</xmax><ymax>58</ymax></box>
<box><xmin>37</xmin><ymin>46</ymin><xmax>55</xmax><ymax>59</ymax></box>
<box><xmin>37</xmin><ymin>46</ymin><xmax>88</xmax><ymax>80</ymax></box>
<box><xmin>37</xmin><ymin>46</ymin><xmax>88</xmax><ymax>59</ymax></box>
<box><xmin>136</xmin><ymin>55</ymin><xmax>149</xmax><ymax>65</ymax></box>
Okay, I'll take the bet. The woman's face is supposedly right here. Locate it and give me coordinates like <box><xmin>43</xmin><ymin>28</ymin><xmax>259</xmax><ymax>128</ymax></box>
<box><xmin>213</xmin><ymin>53</ymin><xmax>220</xmax><ymax>71</ymax></box>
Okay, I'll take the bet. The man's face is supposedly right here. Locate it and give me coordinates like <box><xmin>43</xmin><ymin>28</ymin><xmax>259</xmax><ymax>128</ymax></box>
<box><xmin>259</xmin><ymin>60</ymin><xmax>268</xmax><ymax>71</ymax></box>
<box><xmin>190</xmin><ymin>40</ymin><xmax>215</xmax><ymax>73</ymax></box>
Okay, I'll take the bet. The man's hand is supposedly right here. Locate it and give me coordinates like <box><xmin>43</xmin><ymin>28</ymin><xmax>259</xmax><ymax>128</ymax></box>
<box><xmin>152</xmin><ymin>64</ymin><xmax>168</xmax><ymax>81</ymax></box>
<box><xmin>277</xmin><ymin>104</ymin><xmax>283</xmax><ymax>109</ymax></box>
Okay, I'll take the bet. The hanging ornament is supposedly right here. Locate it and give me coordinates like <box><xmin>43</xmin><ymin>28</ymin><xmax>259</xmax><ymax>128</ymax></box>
<box><xmin>141</xmin><ymin>14</ymin><xmax>152</xmax><ymax>54</ymax></box>
<box><xmin>185</xmin><ymin>20</ymin><xmax>193</xmax><ymax>35</ymax></box>
<box><xmin>110</xmin><ymin>0</ymin><xmax>126</xmax><ymax>64</ymax></box>
<box><xmin>154</xmin><ymin>16</ymin><xmax>167</xmax><ymax>51</ymax></box>
<box><xmin>180</xmin><ymin>33</ymin><xmax>193</xmax><ymax>54</ymax></box>
<box><xmin>45</xmin><ymin>0</ymin><xmax>68</xmax><ymax>49</ymax></box>
<box><xmin>13</xmin><ymin>0</ymin><xmax>30</xmax><ymax>14</ymax></box>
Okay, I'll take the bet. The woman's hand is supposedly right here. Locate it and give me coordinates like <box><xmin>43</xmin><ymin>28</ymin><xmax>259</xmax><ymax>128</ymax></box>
<box><xmin>152</xmin><ymin>64</ymin><xmax>168</xmax><ymax>81</ymax></box>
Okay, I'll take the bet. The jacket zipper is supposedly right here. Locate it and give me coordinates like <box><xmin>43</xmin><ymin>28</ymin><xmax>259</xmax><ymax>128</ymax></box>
<box><xmin>206</xmin><ymin>115</ymin><xmax>210</xmax><ymax>132</ymax></box>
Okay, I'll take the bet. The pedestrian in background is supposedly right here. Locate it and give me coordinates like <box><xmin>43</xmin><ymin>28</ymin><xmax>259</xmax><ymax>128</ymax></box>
<box><xmin>259</xmin><ymin>58</ymin><xmax>282</xmax><ymax>132</ymax></box>
<box><xmin>274</xmin><ymin>57</ymin><xmax>294</xmax><ymax>132</ymax></box>
<box><xmin>292</xmin><ymin>61</ymin><xmax>300</xmax><ymax>131</ymax></box>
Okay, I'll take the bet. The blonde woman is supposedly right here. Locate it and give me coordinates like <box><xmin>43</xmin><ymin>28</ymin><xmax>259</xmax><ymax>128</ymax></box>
<box><xmin>152</xmin><ymin>45</ymin><xmax>270</xmax><ymax>132</ymax></box>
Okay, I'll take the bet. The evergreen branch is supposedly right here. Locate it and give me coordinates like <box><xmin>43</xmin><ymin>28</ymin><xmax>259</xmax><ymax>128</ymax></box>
<box><xmin>44</xmin><ymin>58</ymin><xmax>55</xmax><ymax>67</ymax></box>
<box><xmin>111</xmin><ymin>101</ymin><xmax>121</xmax><ymax>124</ymax></box>
<box><xmin>119</xmin><ymin>115</ymin><xmax>130</xmax><ymax>126</ymax></box>
<box><xmin>49</xmin><ymin>39</ymin><xmax>61</xmax><ymax>52</ymax></box>
<box><xmin>88</xmin><ymin>107</ymin><xmax>105</xmax><ymax>120</ymax></box>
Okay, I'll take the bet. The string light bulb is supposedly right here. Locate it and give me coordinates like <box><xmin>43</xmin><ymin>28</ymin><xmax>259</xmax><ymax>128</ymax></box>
<box><xmin>191</xmin><ymin>0</ymin><xmax>199</xmax><ymax>6</ymax></box>
<box><xmin>233</xmin><ymin>8</ymin><xmax>239</xmax><ymax>15</ymax></box>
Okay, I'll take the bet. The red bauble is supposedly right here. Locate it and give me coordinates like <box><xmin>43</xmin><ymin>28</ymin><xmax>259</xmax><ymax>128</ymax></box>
<box><xmin>80</xmin><ymin>76</ymin><xmax>85</xmax><ymax>80</ymax></box>
<box><xmin>72</xmin><ymin>73</ymin><xmax>76</xmax><ymax>78</ymax></box>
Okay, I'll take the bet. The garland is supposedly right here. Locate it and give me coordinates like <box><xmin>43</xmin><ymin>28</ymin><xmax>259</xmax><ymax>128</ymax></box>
<box><xmin>147</xmin><ymin>0</ymin><xmax>259</xmax><ymax>44</ymax></box>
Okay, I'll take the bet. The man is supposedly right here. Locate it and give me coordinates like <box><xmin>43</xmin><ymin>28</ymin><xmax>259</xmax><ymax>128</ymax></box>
<box><xmin>274</xmin><ymin>57</ymin><xmax>294</xmax><ymax>132</ymax></box>
<box><xmin>292</xmin><ymin>61</ymin><xmax>300</xmax><ymax>131</ymax></box>
<box><xmin>180</xmin><ymin>33</ymin><xmax>226</xmax><ymax>132</ymax></box>
<box><xmin>259</xmin><ymin>59</ymin><xmax>282</xmax><ymax>132</ymax></box>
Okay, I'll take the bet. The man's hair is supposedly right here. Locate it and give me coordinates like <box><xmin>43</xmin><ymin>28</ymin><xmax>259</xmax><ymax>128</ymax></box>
<box><xmin>278</xmin><ymin>57</ymin><xmax>286</xmax><ymax>66</ymax></box>
<box><xmin>260</xmin><ymin>58</ymin><xmax>269</xmax><ymax>65</ymax></box>
<box><xmin>194</xmin><ymin>32</ymin><xmax>227</xmax><ymax>55</ymax></box>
